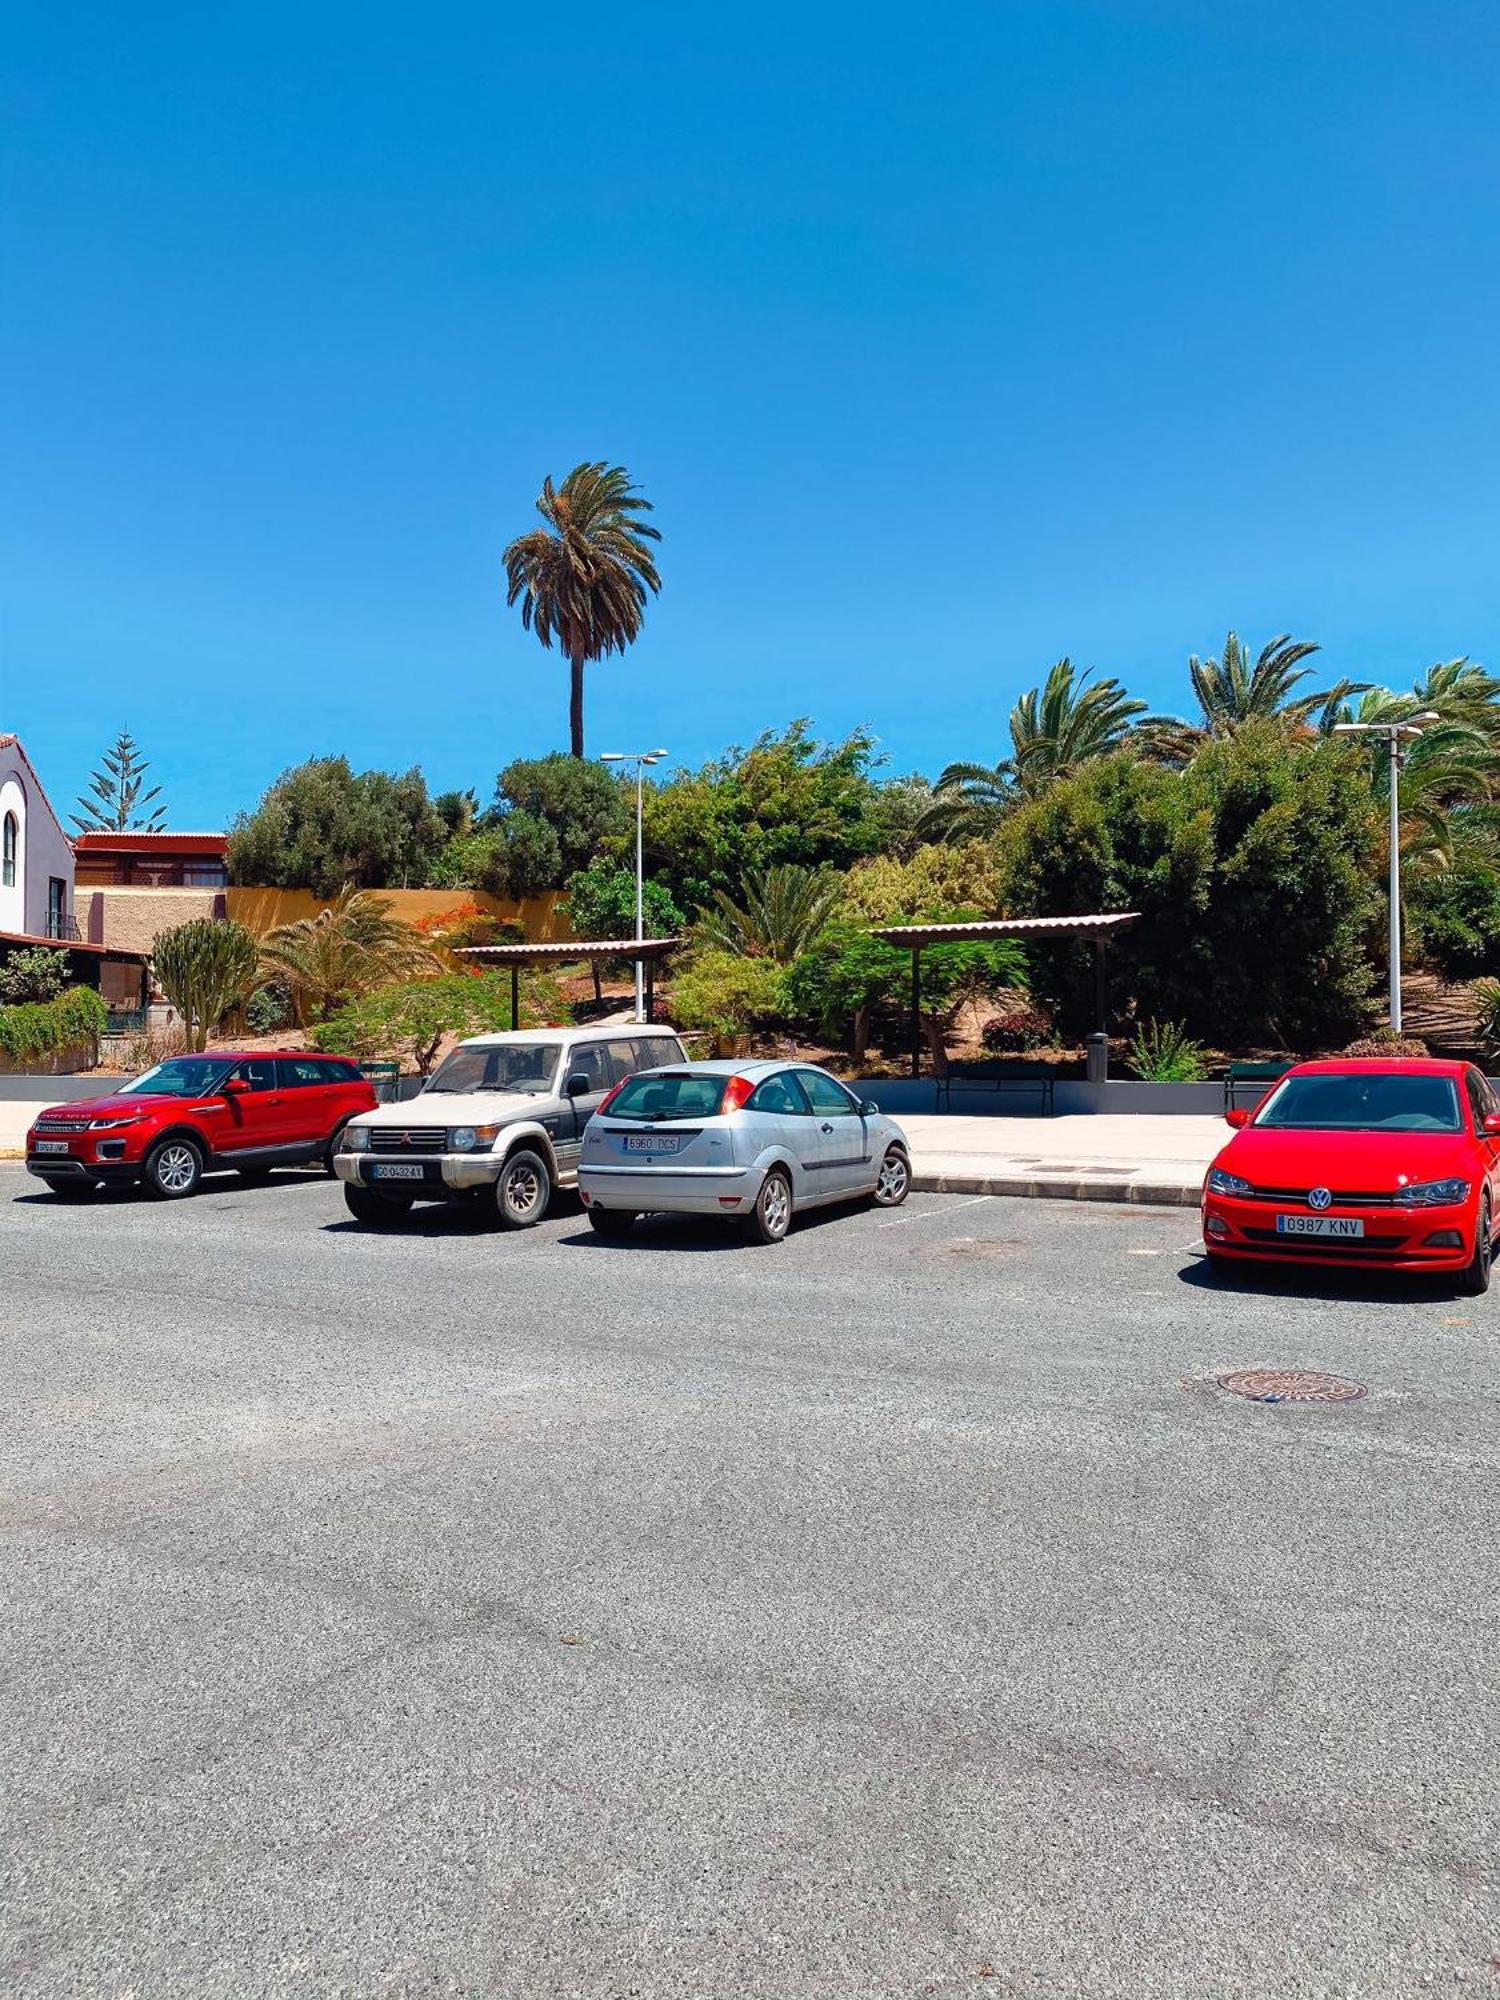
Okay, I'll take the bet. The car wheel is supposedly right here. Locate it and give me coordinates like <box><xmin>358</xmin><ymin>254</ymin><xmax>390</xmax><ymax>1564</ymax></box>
<box><xmin>343</xmin><ymin>1185</ymin><xmax>414</xmax><ymax>1227</ymax></box>
<box><xmin>1458</xmin><ymin>1194</ymin><xmax>1492</xmax><ymax>1296</ymax></box>
<box><xmin>747</xmin><ymin>1167</ymin><xmax>793</xmax><ymax>1245</ymax></box>
<box><xmin>144</xmin><ymin>1137</ymin><xmax>204</xmax><ymax>1200</ymax></box>
<box><xmin>495</xmin><ymin>1148</ymin><xmax>551</xmax><ymax>1230</ymax></box>
<box><xmin>871</xmin><ymin>1146</ymin><xmax>910</xmax><ymax>1208</ymax></box>
<box><xmin>324</xmin><ymin>1123</ymin><xmax>350</xmax><ymax>1177</ymax></box>
<box><xmin>588</xmin><ymin>1206</ymin><xmax>636</xmax><ymax>1237</ymax></box>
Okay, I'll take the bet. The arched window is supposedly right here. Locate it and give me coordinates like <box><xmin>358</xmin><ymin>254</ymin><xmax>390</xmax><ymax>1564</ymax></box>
<box><xmin>1</xmin><ymin>812</ymin><xmax>16</xmax><ymax>889</ymax></box>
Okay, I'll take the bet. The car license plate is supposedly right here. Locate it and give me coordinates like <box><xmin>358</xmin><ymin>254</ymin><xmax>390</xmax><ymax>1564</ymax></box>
<box><xmin>1275</xmin><ymin>1214</ymin><xmax>1364</xmax><ymax>1238</ymax></box>
<box><xmin>33</xmin><ymin>1139</ymin><xmax>71</xmax><ymax>1155</ymax></box>
<box><xmin>371</xmin><ymin>1162</ymin><xmax>425</xmax><ymax>1181</ymax></box>
<box><xmin>624</xmin><ymin>1134</ymin><xmax>682</xmax><ymax>1154</ymax></box>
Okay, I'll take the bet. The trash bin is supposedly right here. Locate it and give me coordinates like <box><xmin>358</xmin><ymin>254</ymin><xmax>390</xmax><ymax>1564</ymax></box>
<box><xmin>1085</xmin><ymin>1033</ymin><xmax>1108</xmax><ymax>1084</ymax></box>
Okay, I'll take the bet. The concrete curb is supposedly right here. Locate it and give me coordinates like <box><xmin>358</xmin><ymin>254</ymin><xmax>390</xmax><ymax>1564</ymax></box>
<box><xmin>912</xmin><ymin>1169</ymin><xmax>1200</xmax><ymax>1208</ymax></box>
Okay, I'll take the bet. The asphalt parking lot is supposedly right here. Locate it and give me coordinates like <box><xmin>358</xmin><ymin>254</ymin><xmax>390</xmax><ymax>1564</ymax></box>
<box><xmin>3</xmin><ymin>1163</ymin><xmax>1498</xmax><ymax>1998</ymax></box>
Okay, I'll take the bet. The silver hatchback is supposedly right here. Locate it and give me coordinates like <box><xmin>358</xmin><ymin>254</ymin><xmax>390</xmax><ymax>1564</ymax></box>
<box><xmin>578</xmin><ymin>1059</ymin><xmax>911</xmax><ymax>1243</ymax></box>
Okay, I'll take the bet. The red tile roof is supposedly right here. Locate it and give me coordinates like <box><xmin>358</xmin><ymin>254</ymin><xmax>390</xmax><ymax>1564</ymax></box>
<box><xmin>72</xmin><ymin>831</ymin><xmax>227</xmax><ymax>855</ymax></box>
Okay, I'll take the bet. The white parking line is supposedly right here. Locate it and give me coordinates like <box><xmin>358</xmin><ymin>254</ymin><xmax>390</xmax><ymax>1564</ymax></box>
<box><xmin>881</xmin><ymin>1194</ymin><xmax>996</xmax><ymax>1228</ymax></box>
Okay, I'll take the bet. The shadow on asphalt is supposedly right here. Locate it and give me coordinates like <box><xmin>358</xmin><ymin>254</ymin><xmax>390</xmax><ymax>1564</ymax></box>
<box><xmin>11</xmin><ymin>1168</ymin><xmax>332</xmax><ymax>1209</ymax></box>
<box><xmin>556</xmin><ymin>1201</ymin><xmax>869</xmax><ymax>1253</ymax></box>
<box><xmin>1176</xmin><ymin>1254</ymin><xmax>1472</xmax><ymax>1306</ymax></box>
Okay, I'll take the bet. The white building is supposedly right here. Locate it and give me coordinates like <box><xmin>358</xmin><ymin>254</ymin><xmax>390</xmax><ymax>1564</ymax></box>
<box><xmin>0</xmin><ymin>734</ymin><xmax>77</xmax><ymax>942</ymax></box>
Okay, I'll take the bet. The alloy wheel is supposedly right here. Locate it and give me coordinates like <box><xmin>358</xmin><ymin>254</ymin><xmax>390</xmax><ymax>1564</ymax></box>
<box><xmin>874</xmin><ymin>1149</ymin><xmax>910</xmax><ymax>1206</ymax></box>
<box><xmin>759</xmin><ymin>1171</ymin><xmax>791</xmax><ymax>1240</ymax></box>
<box><xmin>154</xmin><ymin>1144</ymin><xmax>199</xmax><ymax>1195</ymax></box>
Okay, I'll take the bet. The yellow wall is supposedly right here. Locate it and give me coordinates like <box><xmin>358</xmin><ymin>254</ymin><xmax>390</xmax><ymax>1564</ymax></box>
<box><xmin>224</xmin><ymin>886</ymin><xmax>573</xmax><ymax>941</ymax></box>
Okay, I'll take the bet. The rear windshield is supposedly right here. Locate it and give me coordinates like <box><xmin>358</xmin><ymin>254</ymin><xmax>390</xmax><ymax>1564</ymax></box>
<box><xmin>1256</xmin><ymin>1073</ymin><xmax>1462</xmax><ymax>1134</ymax></box>
<box><xmin>605</xmin><ymin>1072</ymin><xmax>726</xmax><ymax>1122</ymax></box>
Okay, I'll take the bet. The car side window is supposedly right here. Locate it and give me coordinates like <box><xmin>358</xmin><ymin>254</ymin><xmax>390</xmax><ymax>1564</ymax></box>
<box><xmin>629</xmin><ymin>1037</ymin><xmax>682</xmax><ymax>1076</ymax></box>
<box><xmin>1465</xmin><ymin>1070</ymin><xmax>1492</xmax><ymax>1128</ymax></box>
<box><xmin>277</xmin><ymin>1058</ymin><xmax>326</xmax><ymax>1089</ymax></box>
<box><xmin>566</xmin><ymin>1043</ymin><xmax>611</xmax><ymax>1092</ymax></box>
<box><xmin>749</xmin><ymin>1072</ymin><xmax>813</xmax><ymax>1116</ymax></box>
<box><xmin>318</xmin><ymin>1059</ymin><xmax>359</xmax><ymax>1087</ymax></box>
<box><xmin>799</xmin><ymin>1070</ymin><xmax>859</xmax><ymax>1117</ymax></box>
<box><xmin>228</xmin><ymin>1059</ymin><xmax>277</xmax><ymax>1093</ymax></box>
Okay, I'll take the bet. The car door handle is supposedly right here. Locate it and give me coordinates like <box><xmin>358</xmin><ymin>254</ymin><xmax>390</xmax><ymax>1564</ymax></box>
<box><xmin>820</xmin><ymin>1122</ymin><xmax>834</xmax><ymax>1133</ymax></box>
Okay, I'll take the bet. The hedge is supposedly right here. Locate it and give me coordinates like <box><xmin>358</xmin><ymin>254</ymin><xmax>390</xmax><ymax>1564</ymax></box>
<box><xmin>0</xmin><ymin>985</ymin><xmax>109</xmax><ymax>1066</ymax></box>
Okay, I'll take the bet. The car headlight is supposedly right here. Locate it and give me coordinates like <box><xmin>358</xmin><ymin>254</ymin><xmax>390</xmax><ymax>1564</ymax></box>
<box><xmin>449</xmin><ymin>1125</ymin><xmax>499</xmax><ymax>1152</ymax></box>
<box><xmin>88</xmin><ymin>1116</ymin><xmax>140</xmax><ymax>1131</ymax></box>
<box><xmin>1206</xmin><ymin>1167</ymin><xmax>1254</xmax><ymax>1198</ymax></box>
<box><xmin>1400</xmin><ymin>1177</ymin><xmax>1471</xmax><ymax>1207</ymax></box>
<box><xmin>345</xmin><ymin>1125</ymin><xmax>371</xmax><ymax>1153</ymax></box>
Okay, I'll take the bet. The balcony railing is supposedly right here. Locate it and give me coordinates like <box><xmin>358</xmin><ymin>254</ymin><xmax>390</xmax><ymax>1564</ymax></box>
<box><xmin>43</xmin><ymin>913</ymin><xmax>82</xmax><ymax>942</ymax></box>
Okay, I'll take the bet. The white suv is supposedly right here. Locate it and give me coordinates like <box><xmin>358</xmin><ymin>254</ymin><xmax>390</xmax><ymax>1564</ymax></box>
<box><xmin>335</xmin><ymin>1025</ymin><xmax>687</xmax><ymax>1229</ymax></box>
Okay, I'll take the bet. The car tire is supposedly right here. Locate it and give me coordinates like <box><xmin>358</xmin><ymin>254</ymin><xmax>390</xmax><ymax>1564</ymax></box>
<box><xmin>1458</xmin><ymin>1195</ymin><xmax>1492</xmax><ymax>1296</ymax></box>
<box><xmin>747</xmin><ymin>1167</ymin><xmax>793</xmax><ymax>1245</ymax></box>
<box><xmin>587</xmin><ymin>1206</ymin><xmax>636</xmax><ymax>1237</ymax></box>
<box><xmin>324</xmin><ymin>1123</ymin><xmax>350</xmax><ymax>1177</ymax></box>
<box><xmin>143</xmin><ymin>1136</ymin><xmax>205</xmax><ymax>1200</ymax></box>
<box><xmin>870</xmin><ymin>1146</ymin><xmax>910</xmax><ymax>1208</ymax></box>
<box><xmin>495</xmin><ymin>1148</ymin><xmax>552</xmax><ymax>1230</ymax></box>
<box><xmin>343</xmin><ymin>1185</ymin><xmax>414</xmax><ymax>1227</ymax></box>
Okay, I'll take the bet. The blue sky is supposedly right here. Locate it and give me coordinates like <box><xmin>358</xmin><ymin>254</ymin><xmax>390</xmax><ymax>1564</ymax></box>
<box><xmin>4</xmin><ymin>1</ymin><xmax>1498</xmax><ymax>828</ymax></box>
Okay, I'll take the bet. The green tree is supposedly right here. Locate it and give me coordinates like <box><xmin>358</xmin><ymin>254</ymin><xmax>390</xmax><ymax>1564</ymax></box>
<box><xmin>564</xmin><ymin>862</ymin><xmax>685</xmax><ymax>1002</ymax></box>
<box><xmin>495</xmin><ymin>754</ymin><xmax>630</xmax><ymax>879</ymax></box>
<box><xmin>227</xmin><ymin>758</ymin><xmax>449</xmax><ymax>896</ymax></box>
<box><xmin>311</xmin><ymin>973</ymin><xmax>515</xmax><ymax>1074</ymax></box>
<box><xmin>996</xmin><ymin>728</ymin><xmax>1380</xmax><ymax>1045</ymax></box>
<box><xmin>257</xmin><ymin>887</ymin><xmax>439</xmax><ymax>1023</ymax></box>
<box><xmin>670</xmin><ymin>950</ymin><xmax>789</xmax><ymax>1055</ymax></box>
<box><xmin>502</xmin><ymin>462</ymin><xmax>662</xmax><ymax>759</ymax></box>
<box><xmin>696</xmin><ymin>865</ymin><xmax>843</xmax><ymax>962</ymax></box>
<box><xmin>71</xmin><ymin>728</ymin><xmax>167</xmax><ymax>834</ymax></box>
<box><xmin>787</xmin><ymin>918</ymin><xmax>1026</xmax><ymax>1071</ymax></box>
<box><xmin>152</xmin><ymin>917</ymin><xmax>260</xmax><ymax>1051</ymax></box>
<box><xmin>1408</xmin><ymin>861</ymin><xmax>1500</xmax><ymax>982</ymax></box>
<box><xmin>639</xmin><ymin>722</ymin><xmax>895</xmax><ymax>912</ymax></box>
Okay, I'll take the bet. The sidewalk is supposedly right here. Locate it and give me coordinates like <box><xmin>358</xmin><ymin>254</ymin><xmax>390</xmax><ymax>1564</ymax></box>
<box><xmin>901</xmin><ymin>1112</ymin><xmax>1220</xmax><ymax>1207</ymax></box>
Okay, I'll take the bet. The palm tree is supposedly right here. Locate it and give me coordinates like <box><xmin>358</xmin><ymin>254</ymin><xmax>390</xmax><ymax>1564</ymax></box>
<box><xmin>502</xmin><ymin>462</ymin><xmax>662</xmax><ymax>759</ymax></box>
<box><xmin>258</xmin><ymin>887</ymin><xmax>439</xmax><ymax>1023</ymax></box>
<box><xmin>1145</xmin><ymin>632</ymin><xmax>1336</xmax><ymax>761</ymax></box>
<box><xmin>921</xmin><ymin>659</ymin><xmax>1145</xmax><ymax>839</ymax></box>
<box><xmin>696</xmin><ymin>866</ymin><xmax>843</xmax><ymax>963</ymax></box>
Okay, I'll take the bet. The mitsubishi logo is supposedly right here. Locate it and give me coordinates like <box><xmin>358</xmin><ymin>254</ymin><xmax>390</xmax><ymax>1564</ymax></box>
<box><xmin>1308</xmin><ymin>1187</ymin><xmax>1332</xmax><ymax>1211</ymax></box>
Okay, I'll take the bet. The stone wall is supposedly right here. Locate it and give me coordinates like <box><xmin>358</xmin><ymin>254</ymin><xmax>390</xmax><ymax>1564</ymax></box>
<box><xmin>78</xmin><ymin>887</ymin><xmax>225</xmax><ymax>956</ymax></box>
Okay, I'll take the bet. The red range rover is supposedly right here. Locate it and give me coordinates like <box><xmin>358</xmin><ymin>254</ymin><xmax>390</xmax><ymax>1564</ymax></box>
<box><xmin>25</xmin><ymin>1051</ymin><xmax>377</xmax><ymax>1200</ymax></box>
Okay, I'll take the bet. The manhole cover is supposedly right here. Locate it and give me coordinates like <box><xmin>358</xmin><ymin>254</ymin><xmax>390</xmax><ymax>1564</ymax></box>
<box><xmin>1216</xmin><ymin>1368</ymin><xmax>1367</xmax><ymax>1404</ymax></box>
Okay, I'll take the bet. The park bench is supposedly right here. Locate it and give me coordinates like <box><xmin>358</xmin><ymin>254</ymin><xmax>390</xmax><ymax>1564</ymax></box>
<box><xmin>1222</xmin><ymin>1059</ymin><xmax>1292</xmax><ymax>1113</ymax></box>
<box><xmin>937</xmin><ymin>1058</ymin><xmax>1056</xmax><ymax>1115</ymax></box>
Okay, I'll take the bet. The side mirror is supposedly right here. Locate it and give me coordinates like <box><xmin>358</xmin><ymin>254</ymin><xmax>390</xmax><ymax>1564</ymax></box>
<box><xmin>1483</xmin><ymin>1111</ymin><xmax>1500</xmax><ymax>1136</ymax></box>
<box><xmin>222</xmin><ymin>1077</ymin><xmax>250</xmax><ymax>1098</ymax></box>
<box><xmin>565</xmin><ymin>1072</ymin><xmax>591</xmax><ymax>1098</ymax></box>
<box><xmin>861</xmin><ymin>1099</ymin><xmax>881</xmax><ymax>1117</ymax></box>
<box><xmin>1224</xmin><ymin>1107</ymin><xmax>1250</xmax><ymax>1129</ymax></box>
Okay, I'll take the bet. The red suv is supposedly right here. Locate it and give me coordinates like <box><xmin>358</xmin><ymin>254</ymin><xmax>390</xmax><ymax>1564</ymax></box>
<box><xmin>25</xmin><ymin>1051</ymin><xmax>377</xmax><ymax>1200</ymax></box>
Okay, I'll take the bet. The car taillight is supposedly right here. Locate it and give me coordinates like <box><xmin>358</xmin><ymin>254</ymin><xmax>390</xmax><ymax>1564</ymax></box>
<box><xmin>719</xmin><ymin>1075</ymin><xmax>755</xmax><ymax>1114</ymax></box>
<box><xmin>597</xmin><ymin>1081</ymin><xmax>626</xmax><ymax>1115</ymax></box>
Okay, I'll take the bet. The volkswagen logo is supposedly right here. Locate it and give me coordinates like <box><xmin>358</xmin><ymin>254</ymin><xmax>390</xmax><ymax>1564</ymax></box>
<box><xmin>1308</xmin><ymin>1186</ymin><xmax>1333</xmax><ymax>1211</ymax></box>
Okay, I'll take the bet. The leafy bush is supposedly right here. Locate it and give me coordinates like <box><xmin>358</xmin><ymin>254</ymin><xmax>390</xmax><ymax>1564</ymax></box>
<box><xmin>564</xmin><ymin>863</ymin><xmax>684</xmax><ymax>943</ymax></box>
<box><xmin>980</xmin><ymin>998</ymin><xmax>1053</xmax><ymax>1053</ymax></box>
<box><xmin>245</xmin><ymin>978</ymin><xmax>294</xmax><ymax>1035</ymax></box>
<box><xmin>697</xmin><ymin>866</ymin><xmax>843</xmax><ymax>962</ymax></box>
<box><xmin>1408</xmin><ymin>863</ymin><xmax>1500</xmax><ymax>982</ymax></box>
<box><xmin>311</xmin><ymin>974</ymin><xmax>517</xmax><ymax>1074</ymax></box>
<box><xmin>1342</xmin><ymin>1032</ymin><xmax>1431</xmax><ymax>1058</ymax></box>
<box><xmin>0</xmin><ymin>946</ymin><xmax>69</xmax><ymax>1005</ymax></box>
<box><xmin>153</xmin><ymin>918</ymin><xmax>260</xmax><ymax>1051</ymax></box>
<box><xmin>0</xmin><ymin>986</ymin><xmax>108</xmax><ymax>1067</ymax></box>
<box><xmin>1128</xmin><ymin>1019</ymin><xmax>1210</xmax><ymax>1082</ymax></box>
<box><xmin>1474</xmin><ymin>983</ymin><xmax>1500</xmax><ymax>1051</ymax></box>
<box><xmin>840</xmin><ymin>842</ymin><xmax>1005</xmax><ymax>922</ymax></box>
<box><xmin>495</xmin><ymin>754</ymin><xmax>629</xmax><ymax>881</ymax></box>
<box><xmin>785</xmin><ymin>914</ymin><xmax>1027</xmax><ymax>1065</ymax></box>
<box><xmin>670</xmin><ymin>950</ymin><xmax>789</xmax><ymax>1054</ymax></box>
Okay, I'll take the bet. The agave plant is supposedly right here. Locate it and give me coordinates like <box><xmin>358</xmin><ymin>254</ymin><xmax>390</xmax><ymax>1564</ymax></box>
<box><xmin>695</xmin><ymin>866</ymin><xmax>843</xmax><ymax>963</ymax></box>
<box><xmin>258</xmin><ymin>886</ymin><xmax>440</xmax><ymax>1023</ymax></box>
<box><xmin>1127</xmin><ymin>1018</ymin><xmax>1210</xmax><ymax>1083</ymax></box>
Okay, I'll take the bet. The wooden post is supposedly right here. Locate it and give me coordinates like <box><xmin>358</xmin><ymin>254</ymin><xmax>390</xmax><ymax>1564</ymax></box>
<box><xmin>1094</xmin><ymin>937</ymin><xmax>1106</xmax><ymax>1036</ymax></box>
<box><xmin>511</xmin><ymin>962</ymin><xmax>520</xmax><ymax>1030</ymax></box>
<box><xmin>910</xmin><ymin>948</ymin><xmax>922</xmax><ymax>1079</ymax></box>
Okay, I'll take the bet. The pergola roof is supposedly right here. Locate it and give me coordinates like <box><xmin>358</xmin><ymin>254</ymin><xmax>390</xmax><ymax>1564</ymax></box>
<box><xmin>869</xmin><ymin>913</ymin><xmax>1140</xmax><ymax>949</ymax></box>
<box><xmin>460</xmin><ymin>937</ymin><xmax>682</xmax><ymax>964</ymax></box>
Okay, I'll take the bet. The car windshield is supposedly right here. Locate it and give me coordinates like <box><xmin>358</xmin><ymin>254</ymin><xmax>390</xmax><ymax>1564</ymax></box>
<box><xmin>1256</xmin><ymin>1073</ymin><xmax>1463</xmax><ymax>1134</ymax></box>
<box><xmin>605</xmin><ymin>1072</ymin><xmax>727</xmax><ymax>1122</ymax></box>
<box><xmin>422</xmin><ymin>1042</ymin><xmax>558</xmax><ymax>1095</ymax></box>
<box><xmin>120</xmin><ymin>1057</ymin><xmax>234</xmax><ymax>1098</ymax></box>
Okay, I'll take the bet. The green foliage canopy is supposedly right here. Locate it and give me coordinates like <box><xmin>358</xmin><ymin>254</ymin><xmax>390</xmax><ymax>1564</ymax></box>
<box><xmin>311</xmin><ymin>973</ymin><xmax>515</xmax><ymax>1075</ymax></box>
<box><xmin>0</xmin><ymin>986</ymin><xmax>108</xmax><ymax>1066</ymax></box>
<box><xmin>227</xmin><ymin>758</ymin><xmax>449</xmax><ymax>896</ymax></box>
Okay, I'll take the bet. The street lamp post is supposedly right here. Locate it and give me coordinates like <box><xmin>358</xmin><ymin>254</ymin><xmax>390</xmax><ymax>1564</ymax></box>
<box><xmin>1333</xmin><ymin>712</ymin><xmax>1438</xmax><ymax>1035</ymax></box>
<box><xmin>600</xmin><ymin>749</ymin><xmax>669</xmax><ymax>1023</ymax></box>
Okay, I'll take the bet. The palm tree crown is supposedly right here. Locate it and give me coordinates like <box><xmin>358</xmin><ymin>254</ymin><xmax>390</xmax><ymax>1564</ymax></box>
<box><xmin>502</xmin><ymin>462</ymin><xmax>662</xmax><ymax>759</ymax></box>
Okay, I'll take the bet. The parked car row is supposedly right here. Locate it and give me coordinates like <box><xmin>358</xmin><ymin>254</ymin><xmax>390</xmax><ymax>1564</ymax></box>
<box><xmin>24</xmin><ymin>1024</ymin><xmax>913</xmax><ymax>1246</ymax></box>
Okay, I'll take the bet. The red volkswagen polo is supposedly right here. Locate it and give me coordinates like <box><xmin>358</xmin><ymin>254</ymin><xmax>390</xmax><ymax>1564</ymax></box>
<box><xmin>1202</xmin><ymin>1058</ymin><xmax>1500</xmax><ymax>1294</ymax></box>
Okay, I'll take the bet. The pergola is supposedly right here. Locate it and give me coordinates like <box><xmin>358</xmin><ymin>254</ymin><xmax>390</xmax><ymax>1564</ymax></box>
<box><xmin>460</xmin><ymin>937</ymin><xmax>683</xmax><ymax>1025</ymax></box>
<box><xmin>867</xmin><ymin>913</ymin><xmax>1142</xmax><ymax>1076</ymax></box>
